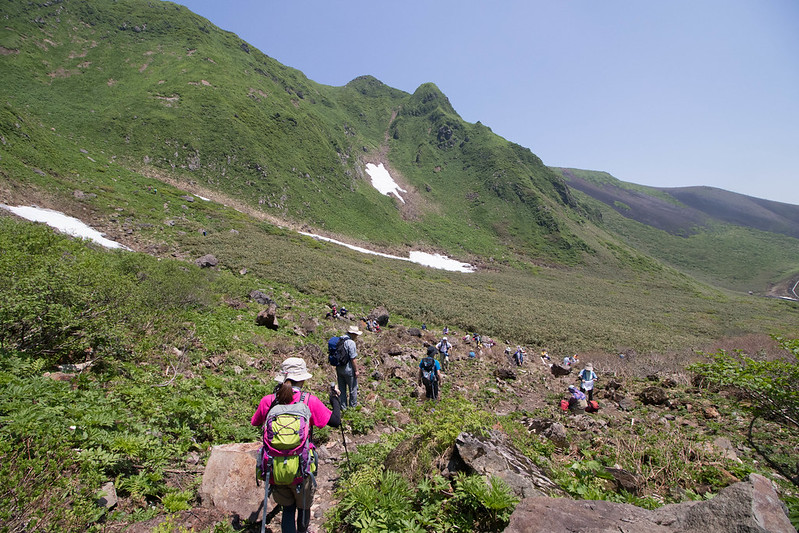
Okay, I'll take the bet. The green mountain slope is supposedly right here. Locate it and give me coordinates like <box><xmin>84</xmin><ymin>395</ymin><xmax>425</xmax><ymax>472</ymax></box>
<box><xmin>0</xmin><ymin>0</ymin><xmax>592</xmax><ymax>266</ymax></box>
<box><xmin>555</xmin><ymin>167</ymin><xmax>799</xmax><ymax>293</ymax></box>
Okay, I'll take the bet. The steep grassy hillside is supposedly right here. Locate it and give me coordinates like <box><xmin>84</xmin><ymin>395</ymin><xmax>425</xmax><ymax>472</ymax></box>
<box><xmin>0</xmin><ymin>0</ymin><xmax>593</xmax><ymax>266</ymax></box>
<box><xmin>555</xmin><ymin>168</ymin><xmax>799</xmax><ymax>293</ymax></box>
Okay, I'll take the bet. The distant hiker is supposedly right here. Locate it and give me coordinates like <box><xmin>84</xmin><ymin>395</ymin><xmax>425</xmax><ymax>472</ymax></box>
<box><xmin>513</xmin><ymin>346</ymin><xmax>526</xmax><ymax>366</ymax></box>
<box><xmin>504</xmin><ymin>345</ymin><xmax>512</xmax><ymax>359</ymax></box>
<box><xmin>339</xmin><ymin>306</ymin><xmax>348</xmax><ymax>317</ymax></box>
<box><xmin>578</xmin><ymin>363</ymin><xmax>598</xmax><ymax>401</ymax></box>
<box><xmin>443</xmin><ymin>325</ymin><xmax>449</xmax><ymax>335</ymax></box>
<box><xmin>540</xmin><ymin>350</ymin><xmax>552</xmax><ymax>366</ymax></box>
<box><xmin>567</xmin><ymin>385</ymin><xmax>588</xmax><ymax>413</ymax></box>
<box><xmin>562</xmin><ymin>354</ymin><xmax>579</xmax><ymax>367</ymax></box>
<box><xmin>436</xmin><ymin>336</ymin><xmax>452</xmax><ymax>357</ymax></box>
<box><xmin>421</xmin><ymin>323</ymin><xmax>427</xmax><ymax>330</ymax></box>
<box><xmin>335</xmin><ymin>325</ymin><xmax>362</xmax><ymax>409</ymax></box>
<box><xmin>251</xmin><ymin>357</ymin><xmax>341</xmax><ymax>533</ymax></box>
<box><xmin>418</xmin><ymin>345</ymin><xmax>442</xmax><ymax>401</ymax></box>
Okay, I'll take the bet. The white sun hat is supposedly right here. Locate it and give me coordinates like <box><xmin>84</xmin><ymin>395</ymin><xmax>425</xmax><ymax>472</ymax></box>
<box><xmin>274</xmin><ymin>357</ymin><xmax>313</xmax><ymax>383</ymax></box>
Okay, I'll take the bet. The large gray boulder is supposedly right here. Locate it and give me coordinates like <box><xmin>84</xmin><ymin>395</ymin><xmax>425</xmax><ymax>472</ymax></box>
<box><xmin>450</xmin><ymin>431</ymin><xmax>565</xmax><ymax>499</ymax></box>
<box><xmin>368</xmin><ymin>306</ymin><xmax>390</xmax><ymax>327</ymax></box>
<box><xmin>503</xmin><ymin>473</ymin><xmax>793</xmax><ymax>533</ymax></box>
<box><xmin>505</xmin><ymin>498</ymin><xmax>668</xmax><ymax>533</ymax></box>
<box><xmin>199</xmin><ymin>442</ymin><xmax>265</xmax><ymax>522</ymax></box>
<box><xmin>195</xmin><ymin>254</ymin><xmax>218</xmax><ymax>268</ymax></box>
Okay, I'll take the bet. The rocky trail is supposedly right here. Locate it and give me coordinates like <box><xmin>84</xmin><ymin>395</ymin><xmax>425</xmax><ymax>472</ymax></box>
<box><xmin>104</xmin><ymin>321</ymin><xmax>795</xmax><ymax>532</ymax></box>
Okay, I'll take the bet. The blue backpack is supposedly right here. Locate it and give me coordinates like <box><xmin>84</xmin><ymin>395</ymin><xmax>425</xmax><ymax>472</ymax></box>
<box><xmin>327</xmin><ymin>336</ymin><xmax>350</xmax><ymax>366</ymax></box>
<box><xmin>420</xmin><ymin>356</ymin><xmax>437</xmax><ymax>384</ymax></box>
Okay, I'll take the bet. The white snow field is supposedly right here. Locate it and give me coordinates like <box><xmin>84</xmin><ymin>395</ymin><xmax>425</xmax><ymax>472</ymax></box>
<box><xmin>2</xmin><ymin>205</ymin><xmax>131</xmax><ymax>250</ymax></box>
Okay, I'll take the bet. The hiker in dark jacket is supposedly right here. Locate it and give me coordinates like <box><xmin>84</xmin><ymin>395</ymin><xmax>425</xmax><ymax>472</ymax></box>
<box><xmin>418</xmin><ymin>345</ymin><xmax>443</xmax><ymax>400</ymax></box>
<box><xmin>251</xmin><ymin>357</ymin><xmax>340</xmax><ymax>533</ymax></box>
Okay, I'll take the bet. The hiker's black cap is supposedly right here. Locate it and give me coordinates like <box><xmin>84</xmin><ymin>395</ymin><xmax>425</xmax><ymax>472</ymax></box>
<box><xmin>427</xmin><ymin>345</ymin><xmax>438</xmax><ymax>356</ymax></box>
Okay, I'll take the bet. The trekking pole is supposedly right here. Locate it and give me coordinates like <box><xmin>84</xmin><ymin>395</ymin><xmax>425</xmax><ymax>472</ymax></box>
<box><xmin>331</xmin><ymin>382</ymin><xmax>351</xmax><ymax>470</ymax></box>
<box><xmin>339</xmin><ymin>422</ymin><xmax>351</xmax><ymax>468</ymax></box>
<box><xmin>260</xmin><ymin>479</ymin><xmax>269</xmax><ymax>533</ymax></box>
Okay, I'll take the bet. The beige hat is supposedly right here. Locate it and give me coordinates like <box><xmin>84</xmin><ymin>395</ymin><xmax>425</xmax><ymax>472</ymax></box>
<box><xmin>348</xmin><ymin>325</ymin><xmax>363</xmax><ymax>336</ymax></box>
<box><xmin>585</xmin><ymin>363</ymin><xmax>593</xmax><ymax>370</ymax></box>
<box><xmin>274</xmin><ymin>357</ymin><xmax>313</xmax><ymax>383</ymax></box>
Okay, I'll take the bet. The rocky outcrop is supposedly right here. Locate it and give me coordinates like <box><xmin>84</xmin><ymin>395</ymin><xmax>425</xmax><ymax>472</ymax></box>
<box><xmin>639</xmin><ymin>386</ymin><xmax>669</xmax><ymax>406</ymax></box>
<box><xmin>503</xmin><ymin>473</ymin><xmax>793</xmax><ymax>533</ymax></box>
<box><xmin>550</xmin><ymin>364</ymin><xmax>571</xmax><ymax>377</ymax></box>
<box><xmin>368</xmin><ymin>306</ymin><xmax>390</xmax><ymax>327</ymax></box>
<box><xmin>195</xmin><ymin>254</ymin><xmax>218</xmax><ymax>268</ymax></box>
<box><xmin>199</xmin><ymin>442</ymin><xmax>264</xmax><ymax>523</ymax></box>
<box><xmin>521</xmin><ymin>418</ymin><xmax>567</xmax><ymax>448</ymax></box>
<box><xmin>249</xmin><ymin>290</ymin><xmax>273</xmax><ymax>305</ymax></box>
<box><xmin>494</xmin><ymin>368</ymin><xmax>517</xmax><ymax>380</ymax></box>
<box><xmin>449</xmin><ymin>431</ymin><xmax>565</xmax><ymax>499</ymax></box>
<box><xmin>255</xmin><ymin>303</ymin><xmax>279</xmax><ymax>329</ymax></box>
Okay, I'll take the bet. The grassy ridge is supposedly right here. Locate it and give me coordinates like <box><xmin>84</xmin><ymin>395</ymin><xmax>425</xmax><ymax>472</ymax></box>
<box><xmin>561</xmin><ymin>172</ymin><xmax>799</xmax><ymax>292</ymax></box>
<box><xmin>0</xmin><ymin>0</ymin><xmax>596</xmax><ymax>266</ymax></box>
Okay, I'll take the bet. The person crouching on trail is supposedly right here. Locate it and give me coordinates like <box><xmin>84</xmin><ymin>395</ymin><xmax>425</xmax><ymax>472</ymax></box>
<box><xmin>418</xmin><ymin>345</ymin><xmax>443</xmax><ymax>401</ymax></box>
<box><xmin>251</xmin><ymin>357</ymin><xmax>341</xmax><ymax>533</ymax></box>
<box><xmin>567</xmin><ymin>384</ymin><xmax>588</xmax><ymax>413</ymax></box>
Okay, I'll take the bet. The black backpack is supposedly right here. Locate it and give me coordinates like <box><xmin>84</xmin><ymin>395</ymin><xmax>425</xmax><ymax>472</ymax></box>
<box><xmin>420</xmin><ymin>356</ymin><xmax>437</xmax><ymax>384</ymax></box>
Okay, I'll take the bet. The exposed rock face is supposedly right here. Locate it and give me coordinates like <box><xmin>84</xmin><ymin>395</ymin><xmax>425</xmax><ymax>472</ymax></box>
<box><xmin>639</xmin><ymin>386</ymin><xmax>669</xmax><ymax>405</ymax></box>
<box><xmin>617</xmin><ymin>396</ymin><xmax>636</xmax><ymax>411</ymax></box>
<box><xmin>605</xmin><ymin>467</ymin><xmax>644</xmax><ymax>495</ymax></box>
<box><xmin>550</xmin><ymin>364</ymin><xmax>571</xmax><ymax>377</ymax></box>
<box><xmin>368</xmin><ymin>306</ymin><xmax>390</xmax><ymax>327</ymax></box>
<box><xmin>249</xmin><ymin>290</ymin><xmax>273</xmax><ymax>305</ymax></box>
<box><xmin>503</xmin><ymin>473</ymin><xmax>793</xmax><ymax>533</ymax></box>
<box><xmin>521</xmin><ymin>418</ymin><xmax>567</xmax><ymax>448</ymax></box>
<box><xmin>97</xmin><ymin>481</ymin><xmax>118</xmax><ymax>509</ymax></box>
<box><xmin>255</xmin><ymin>303</ymin><xmax>279</xmax><ymax>329</ymax></box>
<box><xmin>494</xmin><ymin>368</ymin><xmax>517</xmax><ymax>380</ymax></box>
<box><xmin>450</xmin><ymin>431</ymin><xmax>565</xmax><ymax>499</ymax></box>
<box><xmin>505</xmin><ymin>498</ymin><xmax>666</xmax><ymax>533</ymax></box>
<box><xmin>199</xmin><ymin>442</ymin><xmax>264</xmax><ymax>523</ymax></box>
<box><xmin>195</xmin><ymin>254</ymin><xmax>218</xmax><ymax>268</ymax></box>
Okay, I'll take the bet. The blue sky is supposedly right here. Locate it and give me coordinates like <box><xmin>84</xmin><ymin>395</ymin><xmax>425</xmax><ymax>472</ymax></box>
<box><xmin>173</xmin><ymin>0</ymin><xmax>799</xmax><ymax>206</ymax></box>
